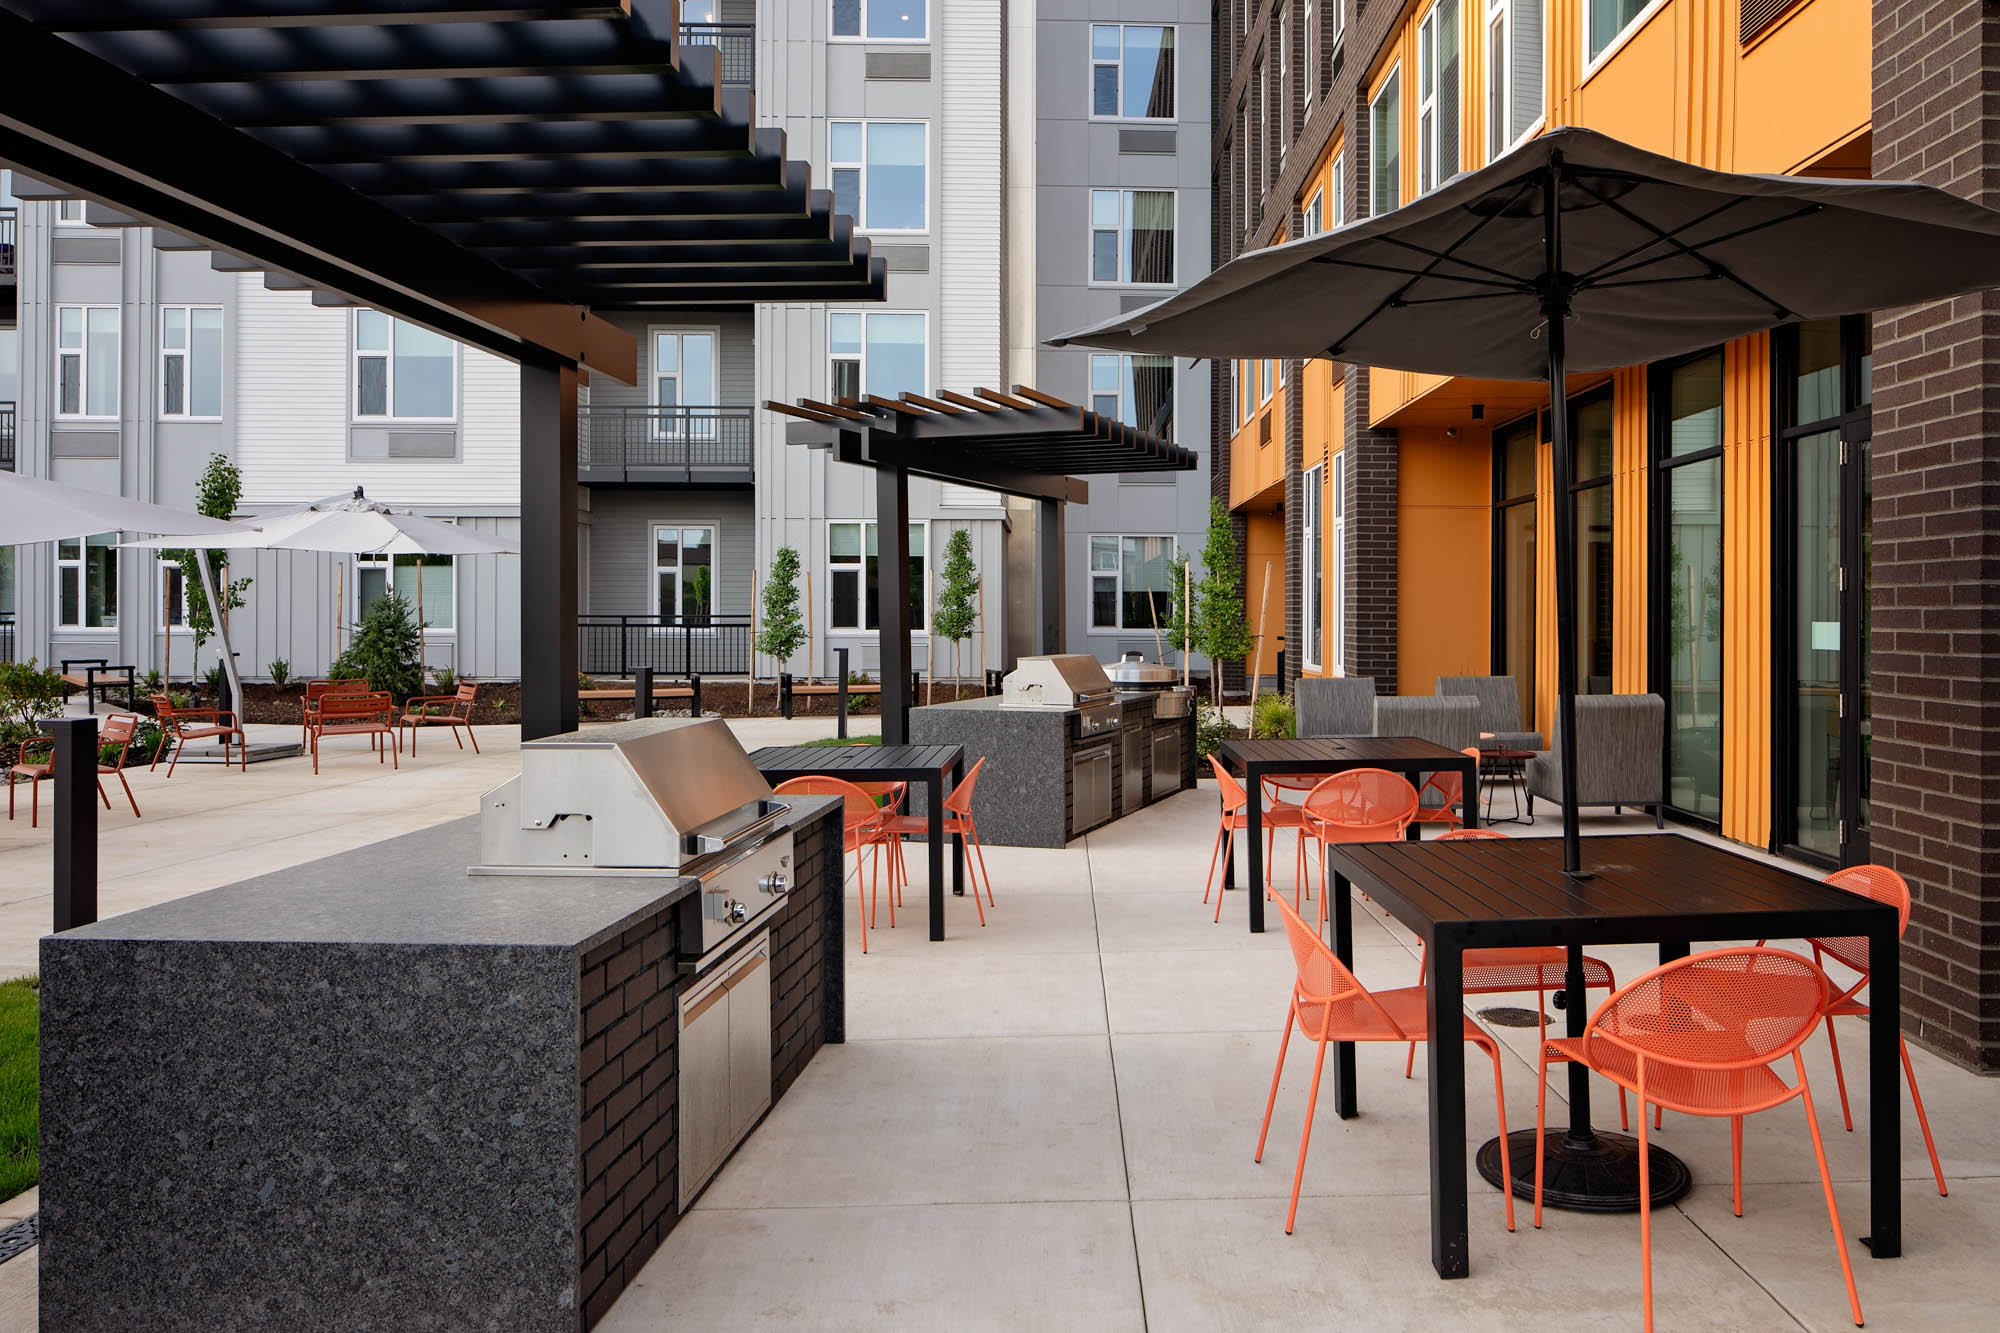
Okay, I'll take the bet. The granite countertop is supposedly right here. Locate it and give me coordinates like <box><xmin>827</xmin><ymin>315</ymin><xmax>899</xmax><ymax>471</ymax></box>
<box><xmin>912</xmin><ymin>696</ymin><xmax>1074</xmax><ymax>716</ymax></box>
<box><xmin>55</xmin><ymin>795</ymin><xmax>840</xmax><ymax>954</ymax></box>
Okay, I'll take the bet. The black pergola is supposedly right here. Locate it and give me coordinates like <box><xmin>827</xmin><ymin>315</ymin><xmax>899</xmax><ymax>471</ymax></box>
<box><xmin>0</xmin><ymin>0</ymin><xmax>885</xmax><ymax>740</ymax></box>
<box><xmin>769</xmin><ymin>386</ymin><xmax>1196</xmax><ymax>742</ymax></box>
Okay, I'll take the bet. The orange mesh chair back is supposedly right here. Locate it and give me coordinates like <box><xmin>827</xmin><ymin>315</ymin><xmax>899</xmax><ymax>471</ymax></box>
<box><xmin>1412</xmin><ymin>747</ymin><xmax>1482</xmax><ymax>830</ymax></box>
<box><xmin>1299</xmin><ymin>768</ymin><xmax>1419</xmax><ymax>926</ymax></box>
<box><xmin>1257</xmin><ymin>888</ymin><xmax>1515</xmax><ymax>1236</ymax></box>
<box><xmin>775</xmin><ymin>775</ymin><xmax>891</xmax><ymax>953</ymax></box>
<box><xmin>1803</xmin><ymin>865</ymin><xmax>1946</xmax><ymax>1197</ymax></box>
<box><xmin>1204</xmin><ymin>756</ymin><xmax>1312</xmax><ymax>922</ymax></box>
<box><xmin>1535</xmin><ymin>948</ymin><xmax>1860</xmax><ymax>1330</ymax></box>
<box><xmin>877</xmin><ymin>757</ymin><xmax>994</xmax><ymax>928</ymax></box>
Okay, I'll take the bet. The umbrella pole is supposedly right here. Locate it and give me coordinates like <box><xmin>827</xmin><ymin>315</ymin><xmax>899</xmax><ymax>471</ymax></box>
<box><xmin>195</xmin><ymin>550</ymin><xmax>245</xmax><ymax>728</ymax></box>
<box><xmin>1542</xmin><ymin>164</ymin><xmax>1585</xmax><ymax>880</ymax></box>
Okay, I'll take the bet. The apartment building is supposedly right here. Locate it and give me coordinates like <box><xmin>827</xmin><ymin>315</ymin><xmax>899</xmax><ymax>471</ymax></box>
<box><xmin>1215</xmin><ymin>0</ymin><xmax>2000</xmax><ymax>1068</ymax></box>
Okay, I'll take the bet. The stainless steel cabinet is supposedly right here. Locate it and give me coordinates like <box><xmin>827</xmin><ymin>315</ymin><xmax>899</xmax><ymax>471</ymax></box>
<box><xmin>677</xmin><ymin>934</ymin><xmax>772</xmax><ymax>1212</ymax></box>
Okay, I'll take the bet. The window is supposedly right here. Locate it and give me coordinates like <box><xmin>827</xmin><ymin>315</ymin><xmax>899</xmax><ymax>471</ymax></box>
<box><xmin>830</xmin><ymin>121</ymin><xmax>927</xmax><ymax>232</ymax></box>
<box><xmin>1571</xmin><ymin>388</ymin><xmax>1615</xmax><ymax>694</ymax></box>
<box><xmin>829</xmin><ymin>521</ymin><xmax>926</xmax><ymax>631</ymax></box>
<box><xmin>1091</xmin><ymin>24</ymin><xmax>1176</xmax><ymax>120</ymax></box>
<box><xmin>1302</xmin><ymin>464</ymin><xmax>1324</xmax><ymax>669</ymax></box>
<box><xmin>1303</xmin><ymin>188</ymin><xmax>1324</xmax><ymax>238</ymax></box>
<box><xmin>159</xmin><ymin>305</ymin><xmax>223</xmax><ymax>419</ymax></box>
<box><xmin>159</xmin><ymin>561</ymin><xmax>188</xmax><ymax>631</ymax></box>
<box><xmin>1587</xmin><ymin>0</ymin><xmax>1654</xmax><ymax>65</ymax></box>
<box><xmin>829</xmin><ymin>311</ymin><xmax>926</xmax><ymax>401</ymax></box>
<box><xmin>831</xmin><ymin>0</ymin><xmax>924</xmax><ymax>40</ymax></box>
<box><xmin>357</xmin><ymin>551</ymin><xmax>455</xmax><ymax>630</ymax></box>
<box><xmin>1417</xmin><ymin>0</ymin><xmax>1461</xmax><ymax>194</ymax></box>
<box><xmin>56</xmin><ymin>305</ymin><xmax>119</xmax><ymax>418</ymax></box>
<box><xmin>1369</xmin><ymin>66</ymin><xmax>1401</xmax><ymax>216</ymax></box>
<box><xmin>654</xmin><ymin>526</ymin><xmax>716</xmax><ymax>622</ymax></box>
<box><xmin>1240</xmin><ymin>105</ymin><xmax>1252</xmax><ymax>222</ymax></box>
<box><xmin>57</xmin><ymin>533</ymin><xmax>118</xmax><ymax>629</ymax></box>
<box><xmin>1492</xmin><ymin>413</ymin><xmax>1538</xmax><ymax>727</ymax></box>
<box><xmin>55</xmin><ymin>199</ymin><xmax>87</xmax><ymax>225</ymax></box>
<box><xmin>1331</xmin><ymin>0</ymin><xmax>1347</xmax><ymax>48</ymax></box>
<box><xmin>1487</xmin><ymin>0</ymin><xmax>1544</xmax><ymax>157</ymax></box>
<box><xmin>353</xmin><ymin>310</ymin><xmax>456</xmax><ymax>421</ymax></box>
<box><xmin>1089</xmin><ymin>535</ymin><xmax>1176</xmax><ymax>631</ymax></box>
<box><xmin>651</xmin><ymin>328</ymin><xmax>717</xmax><ymax>440</ymax></box>
<box><xmin>1305</xmin><ymin>0</ymin><xmax>1316</xmax><ymax>112</ymax></box>
<box><xmin>1089</xmin><ymin>189</ymin><xmax>1176</xmax><ymax>285</ymax></box>
<box><xmin>1331</xmin><ymin>150</ymin><xmax>1347</xmax><ymax>226</ymax></box>
<box><xmin>1653</xmin><ymin>350</ymin><xmax>1726</xmax><ymax>822</ymax></box>
<box><xmin>1278</xmin><ymin>8</ymin><xmax>1290</xmax><ymax>155</ymax></box>
<box><xmin>1089</xmin><ymin>354</ymin><xmax>1175</xmax><ymax>435</ymax></box>
<box><xmin>1330</xmin><ymin>449</ymin><xmax>1347</xmax><ymax>672</ymax></box>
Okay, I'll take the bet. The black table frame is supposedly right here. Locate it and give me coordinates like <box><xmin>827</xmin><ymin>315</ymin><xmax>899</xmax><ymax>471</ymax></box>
<box><xmin>751</xmin><ymin>744</ymin><xmax>965</xmax><ymax>942</ymax></box>
<box><xmin>1216</xmin><ymin>737</ymin><xmax>1481</xmax><ymax>934</ymax></box>
<box><xmin>1322</xmin><ymin>833</ymin><xmax>1902</xmax><ymax>1281</ymax></box>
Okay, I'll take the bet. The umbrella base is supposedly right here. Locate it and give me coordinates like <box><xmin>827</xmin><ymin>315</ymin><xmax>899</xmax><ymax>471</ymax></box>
<box><xmin>170</xmin><ymin>741</ymin><xmax>304</xmax><ymax>766</ymax></box>
<box><xmin>1476</xmin><ymin>1129</ymin><xmax>1692</xmax><ymax>1212</ymax></box>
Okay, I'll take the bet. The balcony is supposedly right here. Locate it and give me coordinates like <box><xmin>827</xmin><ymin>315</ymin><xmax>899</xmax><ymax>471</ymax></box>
<box><xmin>0</xmin><ymin>401</ymin><xmax>15</xmax><ymax>472</ymax></box>
<box><xmin>681</xmin><ymin>22</ymin><xmax>753</xmax><ymax>86</ymax></box>
<box><xmin>578</xmin><ymin>614</ymin><xmax>753</xmax><ymax>678</ymax></box>
<box><xmin>578</xmin><ymin>405</ymin><xmax>754</xmax><ymax>486</ymax></box>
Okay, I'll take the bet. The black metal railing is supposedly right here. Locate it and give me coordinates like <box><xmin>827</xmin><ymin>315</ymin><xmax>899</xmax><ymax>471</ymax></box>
<box><xmin>681</xmin><ymin>22</ymin><xmax>754</xmax><ymax>85</ymax></box>
<box><xmin>579</xmin><ymin>615</ymin><xmax>754</xmax><ymax>677</ymax></box>
<box><xmin>0</xmin><ymin>208</ymin><xmax>16</xmax><ymax>279</ymax></box>
<box><xmin>0</xmin><ymin>402</ymin><xmax>15</xmax><ymax>471</ymax></box>
<box><xmin>0</xmin><ymin>613</ymin><xmax>15</xmax><ymax>664</ymax></box>
<box><xmin>578</xmin><ymin>405</ymin><xmax>754</xmax><ymax>482</ymax></box>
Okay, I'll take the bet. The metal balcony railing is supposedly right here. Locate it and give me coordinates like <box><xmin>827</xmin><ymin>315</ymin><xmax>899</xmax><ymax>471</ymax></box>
<box><xmin>680</xmin><ymin>22</ymin><xmax>753</xmax><ymax>85</ymax></box>
<box><xmin>0</xmin><ymin>613</ymin><xmax>14</xmax><ymax>664</ymax></box>
<box><xmin>0</xmin><ymin>208</ymin><xmax>16</xmax><ymax>280</ymax></box>
<box><xmin>579</xmin><ymin>615</ymin><xmax>754</xmax><ymax>678</ymax></box>
<box><xmin>578</xmin><ymin>405</ymin><xmax>754</xmax><ymax>483</ymax></box>
<box><xmin>0</xmin><ymin>402</ymin><xmax>15</xmax><ymax>472</ymax></box>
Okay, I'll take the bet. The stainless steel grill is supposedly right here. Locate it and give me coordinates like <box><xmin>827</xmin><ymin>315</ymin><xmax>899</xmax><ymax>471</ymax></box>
<box><xmin>1001</xmin><ymin>654</ymin><xmax>1121</xmax><ymax>734</ymax></box>
<box><xmin>472</xmin><ymin>717</ymin><xmax>793</xmax><ymax>968</ymax></box>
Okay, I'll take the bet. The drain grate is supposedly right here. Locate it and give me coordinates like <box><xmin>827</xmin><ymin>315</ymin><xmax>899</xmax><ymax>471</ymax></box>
<box><xmin>0</xmin><ymin>1215</ymin><xmax>36</xmax><ymax>1265</ymax></box>
<box><xmin>1477</xmin><ymin>1006</ymin><xmax>1549</xmax><ymax>1029</ymax></box>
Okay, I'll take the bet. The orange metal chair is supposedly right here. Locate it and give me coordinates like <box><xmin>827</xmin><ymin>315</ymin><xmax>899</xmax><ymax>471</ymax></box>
<box><xmin>1257</xmin><ymin>888</ymin><xmax>1516</xmax><ymax>1237</ymax></box>
<box><xmin>7</xmin><ymin>711</ymin><xmax>145</xmax><ymax>826</ymax></box>
<box><xmin>397</xmin><ymin>680</ymin><xmax>480</xmax><ymax>755</ymax></box>
<box><xmin>149</xmin><ymin>693</ymin><xmax>247</xmax><ymax>775</ymax></box>
<box><xmin>1400</xmin><ymin>829</ymin><xmax>1626</xmax><ymax>1131</ymax></box>
<box><xmin>1783</xmin><ymin>865</ymin><xmax>1947</xmax><ymax>1198</ymax></box>
<box><xmin>773</xmin><ymin>775</ymin><xmax>895</xmax><ymax>954</ymax></box>
<box><xmin>878</xmin><ymin>758</ymin><xmax>993</xmax><ymax>928</ymax></box>
<box><xmin>1410</xmin><ymin>746</ymin><xmax>1483</xmax><ymax>833</ymax></box>
<box><xmin>1299</xmin><ymin>768</ymin><xmax>1420</xmax><ymax>928</ymax></box>
<box><xmin>1534</xmin><ymin>947</ymin><xmax>1861</xmax><ymax>1331</ymax></box>
<box><xmin>853</xmin><ymin>780</ymin><xmax>909</xmax><ymax>920</ymax></box>
<box><xmin>1205</xmin><ymin>756</ymin><xmax>1312</xmax><ymax>922</ymax></box>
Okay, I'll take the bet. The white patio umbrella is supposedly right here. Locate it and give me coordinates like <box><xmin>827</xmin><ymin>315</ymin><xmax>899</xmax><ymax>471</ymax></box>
<box><xmin>129</xmin><ymin>487</ymin><xmax>519</xmax><ymax>683</ymax></box>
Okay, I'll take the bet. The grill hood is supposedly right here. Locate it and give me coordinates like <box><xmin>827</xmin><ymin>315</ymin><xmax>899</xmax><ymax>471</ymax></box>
<box><xmin>477</xmin><ymin>717</ymin><xmax>778</xmax><ymax>872</ymax></box>
<box><xmin>1001</xmin><ymin>654</ymin><xmax>1117</xmax><ymax>709</ymax></box>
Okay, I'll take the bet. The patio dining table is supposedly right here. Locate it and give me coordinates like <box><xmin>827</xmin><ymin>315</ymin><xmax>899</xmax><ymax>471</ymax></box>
<box><xmin>1216</xmin><ymin>737</ymin><xmax>1480</xmax><ymax>934</ymax></box>
<box><xmin>751</xmin><ymin>743</ymin><xmax>965</xmax><ymax>942</ymax></box>
<box><xmin>1320</xmin><ymin>833</ymin><xmax>1902</xmax><ymax>1281</ymax></box>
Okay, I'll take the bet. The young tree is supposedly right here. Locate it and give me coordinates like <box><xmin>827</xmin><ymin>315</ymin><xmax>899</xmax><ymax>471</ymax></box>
<box><xmin>932</xmin><ymin>527</ymin><xmax>979</xmax><ymax>690</ymax></box>
<box><xmin>159</xmin><ymin>453</ymin><xmax>251</xmax><ymax>679</ymax></box>
<box><xmin>1163</xmin><ymin>551</ymin><xmax>1193</xmax><ymax>672</ymax></box>
<box><xmin>756</xmin><ymin>545</ymin><xmax>807</xmax><ymax>671</ymax></box>
<box><xmin>331</xmin><ymin>590</ymin><xmax>423</xmax><ymax>702</ymax></box>
<box><xmin>1194</xmin><ymin>498</ymin><xmax>1255</xmax><ymax>703</ymax></box>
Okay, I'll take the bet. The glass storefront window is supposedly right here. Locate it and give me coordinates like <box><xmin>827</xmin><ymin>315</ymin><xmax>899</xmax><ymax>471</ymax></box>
<box><xmin>1658</xmin><ymin>352</ymin><xmax>1726</xmax><ymax>821</ymax></box>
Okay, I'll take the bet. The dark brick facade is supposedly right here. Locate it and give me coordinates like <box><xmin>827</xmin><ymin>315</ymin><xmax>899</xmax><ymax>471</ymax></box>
<box><xmin>1870</xmin><ymin>0</ymin><xmax>2000</xmax><ymax>1070</ymax></box>
<box><xmin>574</xmin><ymin>800</ymin><xmax>845</xmax><ymax>1327</ymax></box>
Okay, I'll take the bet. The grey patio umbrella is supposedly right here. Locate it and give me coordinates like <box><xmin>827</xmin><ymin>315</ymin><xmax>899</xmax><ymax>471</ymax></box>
<box><xmin>1054</xmin><ymin>125</ymin><xmax>2000</xmax><ymax>875</ymax></box>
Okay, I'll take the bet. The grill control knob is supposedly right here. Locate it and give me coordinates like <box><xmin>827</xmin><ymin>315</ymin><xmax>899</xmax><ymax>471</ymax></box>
<box><xmin>759</xmin><ymin>872</ymin><xmax>790</xmax><ymax>897</ymax></box>
<box><xmin>723</xmin><ymin>899</ymin><xmax>748</xmax><ymax>924</ymax></box>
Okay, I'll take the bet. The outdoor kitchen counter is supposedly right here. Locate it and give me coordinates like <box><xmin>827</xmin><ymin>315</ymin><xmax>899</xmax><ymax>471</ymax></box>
<box><xmin>910</xmin><ymin>695</ymin><xmax>1195</xmax><ymax>848</ymax></box>
<box><xmin>39</xmin><ymin>796</ymin><xmax>846</xmax><ymax>1333</ymax></box>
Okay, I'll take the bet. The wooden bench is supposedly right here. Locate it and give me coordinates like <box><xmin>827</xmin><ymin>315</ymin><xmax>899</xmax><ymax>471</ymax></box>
<box><xmin>578</xmin><ymin>671</ymin><xmax>705</xmax><ymax>717</ymax></box>
<box><xmin>60</xmin><ymin>658</ymin><xmax>138</xmax><ymax>713</ymax></box>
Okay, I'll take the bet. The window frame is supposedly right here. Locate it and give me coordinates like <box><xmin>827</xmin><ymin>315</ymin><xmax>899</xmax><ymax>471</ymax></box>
<box><xmin>355</xmin><ymin>548</ymin><xmax>458</xmax><ymax>634</ymax></box>
<box><xmin>648</xmin><ymin>325</ymin><xmax>721</xmax><ymax>441</ymax></box>
<box><xmin>1331</xmin><ymin>149</ymin><xmax>1347</xmax><ymax>228</ymax></box>
<box><xmin>1087</xmin><ymin>533</ymin><xmax>1180</xmax><ymax>633</ymax></box>
<box><xmin>1088</xmin><ymin>188</ymin><xmax>1178</xmax><ymax>288</ymax></box>
<box><xmin>158</xmin><ymin>304</ymin><xmax>225</xmax><ymax>422</ymax></box>
<box><xmin>1088</xmin><ymin>353</ymin><xmax>1176</xmax><ymax>434</ymax></box>
<box><xmin>829</xmin><ymin>0</ymin><xmax>928</xmax><ymax>43</ymax></box>
<box><xmin>1302</xmin><ymin>462</ymin><xmax>1324</xmax><ymax>671</ymax></box>
<box><xmin>351</xmin><ymin>310</ymin><xmax>459</xmax><ymax>425</ymax></box>
<box><xmin>828</xmin><ymin>119</ymin><xmax>929</xmax><ymax>234</ymax></box>
<box><xmin>651</xmin><ymin>523</ymin><xmax>721</xmax><ymax>623</ymax></box>
<box><xmin>1305</xmin><ymin>0</ymin><xmax>1316</xmax><ymax>114</ymax></box>
<box><xmin>1302</xmin><ymin>187</ymin><xmax>1324</xmax><ymax>238</ymax></box>
<box><xmin>827</xmin><ymin>520</ymin><xmax>929</xmax><ymax>634</ymax></box>
<box><xmin>1330</xmin><ymin>448</ymin><xmax>1347</xmax><ymax>674</ymax></box>
<box><xmin>158</xmin><ymin>559</ymin><xmax>189</xmax><ymax>633</ymax></box>
<box><xmin>55</xmin><ymin>532</ymin><xmax>119</xmax><ymax>631</ymax></box>
<box><xmin>1088</xmin><ymin>23</ymin><xmax>1178</xmax><ymax>123</ymax></box>
<box><xmin>1488</xmin><ymin>0</ymin><xmax>1548</xmax><ymax>155</ymax></box>
<box><xmin>1490</xmin><ymin>409</ymin><xmax>1540</xmax><ymax>704</ymax></box>
<box><xmin>55</xmin><ymin>303</ymin><xmax>121</xmax><ymax>421</ymax></box>
<box><xmin>1369</xmin><ymin>63</ymin><xmax>1402</xmax><ymax>217</ymax></box>
<box><xmin>827</xmin><ymin>309</ymin><xmax>929</xmax><ymax>402</ymax></box>
<box><xmin>1278</xmin><ymin>7</ymin><xmax>1290</xmax><ymax>158</ymax></box>
<box><xmin>1416</xmin><ymin>0</ymin><xmax>1461</xmax><ymax>194</ymax></box>
<box><xmin>1583</xmin><ymin>0</ymin><xmax>1667</xmax><ymax>78</ymax></box>
<box><xmin>1568</xmin><ymin>384</ymin><xmax>1616</xmax><ymax>696</ymax></box>
<box><xmin>54</xmin><ymin>199</ymin><xmax>88</xmax><ymax>226</ymax></box>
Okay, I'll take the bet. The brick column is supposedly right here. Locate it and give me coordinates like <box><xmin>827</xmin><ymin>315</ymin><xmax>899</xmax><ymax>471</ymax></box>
<box><xmin>1870</xmin><ymin>0</ymin><xmax>2000</xmax><ymax>1070</ymax></box>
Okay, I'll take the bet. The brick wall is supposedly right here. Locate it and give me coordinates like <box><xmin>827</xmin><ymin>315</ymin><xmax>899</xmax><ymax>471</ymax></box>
<box><xmin>771</xmin><ymin>799</ymin><xmax>843</xmax><ymax>1095</ymax></box>
<box><xmin>1870</xmin><ymin>0</ymin><xmax>2000</xmax><ymax>1070</ymax></box>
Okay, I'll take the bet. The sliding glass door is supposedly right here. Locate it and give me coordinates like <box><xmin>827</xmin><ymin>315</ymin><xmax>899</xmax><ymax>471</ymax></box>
<box><xmin>1652</xmin><ymin>352</ymin><xmax>1726</xmax><ymax>824</ymax></box>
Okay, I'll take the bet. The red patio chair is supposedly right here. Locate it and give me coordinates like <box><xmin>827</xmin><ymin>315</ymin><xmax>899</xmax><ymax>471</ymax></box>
<box><xmin>1257</xmin><ymin>887</ymin><xmax>1515</xmax><ymax>1237</ymax></box>
<box><xmin>398</xmin><ymin>681</ymin><xmax>481</xmax><ymax>756</ymax></box>
<box><xmin>878</xmin><ymin>758</ymin><xmax>992</xmax><ymax>928</ymax></box>
<box><xmin>1534</xmin><ymin>947</ymin><xmax>1861</xmax><ymax>1330</ymax></box>
<box><xmin>7</xmin><ymin>710</ymin><xmax>144</xmax><ymax>826</ymax></box>
<box><xmin>1299</xmin><ymin>768</ymin><xmax>1419</xmax><ymax>928</ymax></box>
<box><xmin>1410</xmin><ymin>746</ymin><xmax>1482</xmax><ymax>833</ymax></box>
<box><xmin>774</xmin><ymin>776</ymin><xmax>895</xmax><ymax>954</ymax></box>
<box><xmin>1205</xmin><ymin>756</ymin><xmax>1312</xmax><ymax>922</ymax></box>
<box><xmin>150</xmin><ymin>693</ymin><xmax>247</xmax><ymax>776</ymax></box>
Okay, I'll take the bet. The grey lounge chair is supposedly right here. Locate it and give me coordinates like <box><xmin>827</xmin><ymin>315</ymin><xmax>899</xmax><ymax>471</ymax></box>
<box><xmin>1295</xmin><ymin>676</ymin><xmax>1376</xmax><ymax>737</ymax></box>
<box><xmin>1372</xmin><ymin>695</ymin><xmax>1480</xmax><ymax>754</ymax></box>
<box><xmin>1436</xmin><ymin>675</ymin><xmax>1543</xmax><ymax>751</ymax></box>
<box><xmin>1525</xmin><ymin>694</ymin><xmax>1666</xmax><ymax>827</ymax></box>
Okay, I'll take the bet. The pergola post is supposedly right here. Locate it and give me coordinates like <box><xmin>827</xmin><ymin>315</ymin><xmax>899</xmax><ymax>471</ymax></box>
<box><xmin>1036</xmin><ymin>497</ymin><xmax>1064</xmax><ymax>655</ymax></box>
<box><xmin>521</xmin><ymin>361</ymin><xmax>580</xmax><ymax>741</ymax></box>
<box><xmin>876</xmin><ymin>465</ymin><xmax>912</xmax><ymax>745</ymax></box>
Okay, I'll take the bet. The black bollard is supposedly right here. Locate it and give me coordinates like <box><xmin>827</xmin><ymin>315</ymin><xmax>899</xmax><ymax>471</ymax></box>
<box><xmin>633</xmin><ymin>666</ymin><xmax>654</xmax><ymax>719</ymax></box>
<box><xmin>46</xmin><ymin>716</ymin><xmax>100</xmax><ymax>932</ymax></box>
<box><xmin>780</xmin><ymin>672</ymin><xmax>794</xmax><ymax>719</ymax></box>
<box><xmin>689</xmin><ymin>673</ymin><xmax>702</xmax><ymax>718</ymax></box>
<box><xmin>835</xmin><ymin>647</ymin><xmax>850</xmax><ymax>740</ymax></box>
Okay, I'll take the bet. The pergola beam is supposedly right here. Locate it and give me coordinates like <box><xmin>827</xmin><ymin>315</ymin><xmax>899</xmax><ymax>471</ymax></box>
<box><xmin>249</xmin><ymin>108</ymin><xmax>766</xmax><ymax>163</ymax></box>
<box><xmin>23</xmin><ymin>3</ymin><xmax>643</xmax><ymax>31</ymax></box>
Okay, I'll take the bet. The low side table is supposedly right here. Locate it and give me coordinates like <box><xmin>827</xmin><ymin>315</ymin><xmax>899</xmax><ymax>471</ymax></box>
<box><xmin>1477</xmin><ymin>748</ymin><xmax>1536</xmax><ymax>824</ymax></box>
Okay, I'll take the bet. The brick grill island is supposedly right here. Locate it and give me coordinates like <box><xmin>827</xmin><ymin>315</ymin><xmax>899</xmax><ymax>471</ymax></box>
<box><xmin>38</xmin><ymin>797</ymin><xmax>844</xmax><ymax>1332</ymax></box>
